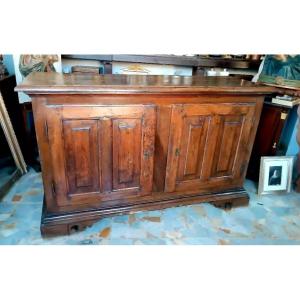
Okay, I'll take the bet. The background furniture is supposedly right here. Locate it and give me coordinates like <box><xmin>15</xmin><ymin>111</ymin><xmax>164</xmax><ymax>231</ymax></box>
<box><xmin>20</xmin><ymin>102</ymin><xmax>40</xmax><ymax>170</ymax></box>
<box><xmin>246</xmin><ymin>102</ymin><xmax>291</xmax><ymax>181</ymax></box>
<box><xmin>0</xmin><ymin>76</ymin><xmax>26</xmax><ymax>199</ymax></box>
<box><xmin>62</xmin><ymin>54</ymin><xmax>261</xmax><ymax>79</ymax></box>
<box><xmin>264</xmin><ymin>87</ymin><xmax>300</xmax><ymax>191</ymax></box>
<box><xmin>0</xmin><ymin>92</ymin><xmax>26</xmax><ymax>174</ymax></box>
<box><xmin>0</xmin><ymin>77</ymin><xmax>27</xmax><ymax>199</ymax></box>
<box><xmin>0</xmin><ymin>76</ymin><xmax>25</xmax><ymax>151</ymax></box>
<box><xmin>17</xmin><ymin>73</ymin><xmax>275</xmax><ymax>236</ymax></box>
<box><xmin>0</xmin><ymin>75</ymin><xmax>37</xmax><ymax>167</ymax></box>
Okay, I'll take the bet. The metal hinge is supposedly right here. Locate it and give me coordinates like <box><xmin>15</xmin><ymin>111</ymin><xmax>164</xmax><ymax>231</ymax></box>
<box><xmin>51</xmin><ymin>181</ymin><xmax>56</xmax><ymax>197</ymax></box>
<box><xmin>144</xmin><ymin>150</ymin><xmax>153</xmax><ymax>159</ymax></box>
<box><xmin>44</xmin><ymin>121</ymin><xmax>49</xmax><ymax>141</ymax></box>
<box><xmin>240</xmin><ymin>163</ymin><xmax>247</xmax><ymax>175</ymax></box>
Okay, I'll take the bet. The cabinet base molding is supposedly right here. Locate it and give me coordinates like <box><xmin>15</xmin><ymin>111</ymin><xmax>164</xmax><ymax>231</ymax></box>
<box><xmin>41</xmin><ymin>189</ymin><xmax>249</xmax><ymax>237</ymax></box>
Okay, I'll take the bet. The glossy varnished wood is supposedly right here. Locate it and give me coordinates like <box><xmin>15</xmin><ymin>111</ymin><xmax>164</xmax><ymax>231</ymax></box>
<box><xmin>44</xmin><ymin>105</ymin><xmax>156</xmax><ymax>208</ymax></box>
<box><xmin>16</xmin><ymin>73</ymin><xmax>276</xmax><ymax>236</ymax></box>
<box><xmin>165</xmin><ymin>103</ymin><xmax>256</xmax><ymax>193</ymax></box>
<box><xmin>16</xmin><ymin>72</ymin><xmax>277</xmax><ymax>95</ymax></box>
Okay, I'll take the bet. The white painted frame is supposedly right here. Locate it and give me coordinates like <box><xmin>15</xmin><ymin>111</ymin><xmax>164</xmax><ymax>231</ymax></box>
<box><xmin>258</xmin><ymin>156</ymin><xmax>294</xmax><ymax>195</ymax></box>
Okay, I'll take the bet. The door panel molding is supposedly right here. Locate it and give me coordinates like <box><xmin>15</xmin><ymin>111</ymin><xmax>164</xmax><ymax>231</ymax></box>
<box><xmin>46</xmin><ymin>105</ymin><xmax>156</xmax><ymax>206</ymax></box>
<box><xmin>63</xmin><ymin>119</ymin><xmax>100</xmax><ymax>195</ymax></box>
<box><xmin>165</xmin><ymin>103</ymin><xmax>255</xmax><ymax>193</ymax></box>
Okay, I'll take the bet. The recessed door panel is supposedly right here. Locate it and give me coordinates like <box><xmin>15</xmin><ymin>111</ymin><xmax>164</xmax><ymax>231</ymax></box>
<box><xmin>63</xmin><ymin>119</ymin><xmax>100</xmax><ymax>195</ymax></box>
<box><xmin>112</xmin><ymin>118</ymin><xmax>142</xmax><ymax>190</ymax></box>
<box><xmin>211</xmin><ymin>115</ymin><xmax>243</xmax><ymax>178</ymax></box>
<box><xmin>177</xmin><ymin>116</ymin><xmax>210</xmax><ymax>181</ymax></box>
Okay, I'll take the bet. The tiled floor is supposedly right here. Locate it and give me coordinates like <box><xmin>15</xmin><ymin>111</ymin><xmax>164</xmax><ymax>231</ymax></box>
<box><xmin>0</xmin><ymin>168</ymin><xmax>300</xmax><ymax>245</ymax></box>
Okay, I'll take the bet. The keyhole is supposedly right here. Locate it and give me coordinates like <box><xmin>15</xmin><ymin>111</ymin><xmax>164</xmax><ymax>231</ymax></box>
<box><xmin>70</xmin><ymin>225</ymin><xmax>79</xmax><ymax>233</ymax></box>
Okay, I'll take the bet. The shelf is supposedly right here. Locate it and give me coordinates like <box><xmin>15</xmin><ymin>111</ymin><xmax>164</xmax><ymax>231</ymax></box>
<box><xmin>62</xmin><ymin>55</ymin><xmax>261</xmax><ymax>70</ymax></box>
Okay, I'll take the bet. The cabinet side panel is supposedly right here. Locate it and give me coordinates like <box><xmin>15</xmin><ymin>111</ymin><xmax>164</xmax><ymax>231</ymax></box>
<box><xmin>31</xmin><ymin>97</ymin><xmax>56</xmax><ymax>210</ymax></box>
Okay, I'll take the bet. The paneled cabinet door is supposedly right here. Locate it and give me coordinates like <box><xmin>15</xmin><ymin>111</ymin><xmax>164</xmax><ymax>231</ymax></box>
<box><xmin>165</xmin><ymin>103</ymin><xmax>255</xmax><ymax>193</ymax></box>
<box><xmin>45</xmin><ymin>105</ymin><xmax>156</xmax><ymax>206</ymax></box>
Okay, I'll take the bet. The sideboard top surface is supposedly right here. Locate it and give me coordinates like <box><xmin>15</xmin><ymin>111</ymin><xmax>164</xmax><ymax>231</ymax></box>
<box><xmin>16</xmin><ymin>72</ymin><xmax>278</xmax><ymax>95</ymax></box>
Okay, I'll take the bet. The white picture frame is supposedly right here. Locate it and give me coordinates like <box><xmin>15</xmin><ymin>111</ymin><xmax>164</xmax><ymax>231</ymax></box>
<box><xmin>258</xmin><ymin>156</ymin><xmax>294</xmax><ymax>195</ymax></box>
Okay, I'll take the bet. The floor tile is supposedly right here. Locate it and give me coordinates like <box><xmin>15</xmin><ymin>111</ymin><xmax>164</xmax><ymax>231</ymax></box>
<box><xmin>0</xmin><ymin>169</ymin><xmax>300</xmax><ymax>245</ymax></box>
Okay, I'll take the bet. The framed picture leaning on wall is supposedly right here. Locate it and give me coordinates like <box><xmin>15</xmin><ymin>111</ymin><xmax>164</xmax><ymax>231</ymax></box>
<box><xmin>258</xmin><ymin>156</ymin><xmax>294</xmax><ymax>195</ymax></box>
<box><xmin>256</xmin><ymin>55</ymin><xmax>300</xmax><ymax>90</ymax></box>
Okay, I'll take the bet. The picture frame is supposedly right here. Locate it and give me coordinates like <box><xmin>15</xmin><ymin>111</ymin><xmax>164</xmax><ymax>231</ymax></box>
<box><xmin>258</xmin><ymin>156</ymin><xmax>294</xmax><ymax>195</ymax></box>
<box><xmin>257</xmin><ymin>55</ymin><xmax>300</xmax><ymax>89</ymax></box>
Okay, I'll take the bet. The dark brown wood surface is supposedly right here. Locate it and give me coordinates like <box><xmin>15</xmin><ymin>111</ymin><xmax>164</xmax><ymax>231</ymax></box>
<box><xmin>16</xmin><ymin>72</ymin><xmax>277</xmax><ymax>95</ymax></box>
<box><xmin>16</xmin><ymin>73</ymin><xmax>275</xmax><ymax>236</ymax></box>
<box><xmin>44</xmin><ymin>105</ymin><xmax>155</xmax><ymax>208</ymax></box>
<box><xmin>165</xmin><ymin>103</ymin><xmax>256</xmax><ymax>193</ymax></box>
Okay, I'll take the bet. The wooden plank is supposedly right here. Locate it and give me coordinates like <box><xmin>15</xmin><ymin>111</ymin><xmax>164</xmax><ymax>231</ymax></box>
<box><xmin>164</xmin><ymin>105</ymin><xmax>183</xmax><ymax>192</ymax></box>
<box><xmin>112</xmin><ymin>118</ymin><xmax>141</xmax><ymax>190</ymax></box>
<box><xmin>140</xmin><ymin>106</ymin><xmax>156</xmax><ymax>196</ymax></box>
<box><xmin>15</xmin><ymin>72</ymin><xmax>277</xmax><ymax>95</ymax></box>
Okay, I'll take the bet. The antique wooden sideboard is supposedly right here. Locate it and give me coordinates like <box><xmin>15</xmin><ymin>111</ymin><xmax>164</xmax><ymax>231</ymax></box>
<box><xmin>16</xmin><ymin>72</ymin><xmax>276</xmax><ymax>236</ymax></box>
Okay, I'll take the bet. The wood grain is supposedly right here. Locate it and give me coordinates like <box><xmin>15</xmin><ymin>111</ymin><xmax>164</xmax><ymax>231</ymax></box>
<box><xmin>15</xmin><ymin>72</ymin><xmax>277</xmax><ymax>95</ymax></box>
<box><xmin>63</xmin><ymin>119</ymin><xmax>99</xmax><ymax>194</ymax></box>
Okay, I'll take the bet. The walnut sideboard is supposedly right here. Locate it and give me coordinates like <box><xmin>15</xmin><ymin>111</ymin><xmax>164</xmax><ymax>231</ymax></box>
<box><xmin>16</xmin><ymin>72</ymin><xmax>276</xmax><ymax>236</ymax></box>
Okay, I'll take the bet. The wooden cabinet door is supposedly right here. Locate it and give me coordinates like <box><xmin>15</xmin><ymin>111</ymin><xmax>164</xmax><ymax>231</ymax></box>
<box><xmin>165</xmin><ymin>103</ymin><xmax>255</xmax><ymax>193</ymax></box>
<box><xmin>45</xmin><ymin>105</ymin><xmax>156</xmax><ymax>206</ymax></box>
